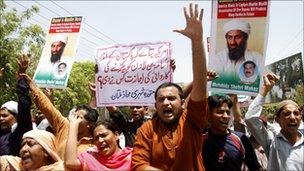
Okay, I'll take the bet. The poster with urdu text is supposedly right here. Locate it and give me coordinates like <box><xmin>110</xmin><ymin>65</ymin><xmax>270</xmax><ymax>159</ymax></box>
<box><xmin>95</xmin><ymin>42</ymin><xmax>172</xmax><ymax>107</ymax></box>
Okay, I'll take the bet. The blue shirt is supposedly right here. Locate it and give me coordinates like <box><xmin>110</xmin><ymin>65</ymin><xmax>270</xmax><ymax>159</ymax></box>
<box><xmin>202</xmin><ymin>130</ymin><xmax>260</xmax><ymax>171</ymax></box>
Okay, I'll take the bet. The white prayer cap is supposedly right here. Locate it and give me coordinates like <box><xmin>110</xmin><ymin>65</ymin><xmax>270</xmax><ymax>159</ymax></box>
<box><xmin>223</xmin><ymin>19</ymin><xmax>251</xmax><ymax>35</ymax></box>
<box><xmin>1</xmin><ymin>101</ymin><xmax>18</xmax><ymax>115</ymax></box>
<box><xmin>51</xmin><ymin>34</ymin><xmax>68</xmax><ymax>44</ymax></box>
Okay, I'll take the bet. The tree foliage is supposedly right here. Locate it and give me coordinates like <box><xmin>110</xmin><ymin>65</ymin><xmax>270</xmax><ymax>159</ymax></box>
<box><xmin>294</xmin><ymin>84</ymin><xmax>304</xmax><ymax>107</ymax></box>
<box><xmin>0</xmin><ymin>1</ymin><xmax>99</xmax><ymax>116</ymax></box>
<box><xmin>0</xmin><ymin>0</ymin><xmax>45</xmax><ymax>105</ymax></box>
<box><xmin>261</xmin><ymin>84</ymin><xmax>304</xmax><ymax>121</ymax></box>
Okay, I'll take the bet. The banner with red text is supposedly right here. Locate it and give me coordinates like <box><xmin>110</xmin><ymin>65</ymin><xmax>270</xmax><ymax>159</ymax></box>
<box><xmin>95</xmin><ymin>42</ymin><xmax>172</xmax><ymax>106</ymax></box>
<box><xmin>208</xmin><ymin>0</ymin><xmax>270</xmax><ymax>96</ymax></box>
<box><xmin>33</xmin><ymin>16</ymin><xmax>83</xmax><ymax>89</ymax></box>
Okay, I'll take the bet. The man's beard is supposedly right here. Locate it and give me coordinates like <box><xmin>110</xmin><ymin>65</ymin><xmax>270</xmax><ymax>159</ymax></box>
<box><xmin>0</xmin><ymin>123</ymin><xmax>10</xmax><ymax>130</ymax></box>
<box><xmin>50</xmin><ymin>51</ymin><xmax>63</xmax><ymax>63</ymax></box>
<box><xmin>228</xmin><ymin>41</ymin><xmax>247</xmax><ymax>63</ymax></box>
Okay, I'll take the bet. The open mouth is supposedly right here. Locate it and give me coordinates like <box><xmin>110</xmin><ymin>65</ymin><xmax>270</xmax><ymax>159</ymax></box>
<box><xmin>98</xmin><ymin>142</ymin><xmax>110</xmax><ymax>152</ymax></box>
<box><xmin>132</xmin><ymin>113</ymin><xmax>140</xmax><ymax>118</ymax></box>
<box><xmin>163</xmin><ymin>109</ymin><xmax>173</xmax><ymax>116</ymax></box>
<box><xmin>100</xmin><ymin>143</ymin><xmax>107</xmax><ymax>148</ymax></box>
<box><xmin>288</xmin><ymin>123</ymin><xmax>298</xmax><ymax>128</ymax></box>
<box><xmin>220</xmin><ymin>121</ymin><xmax>229</xmax><ymax>126</ymax></box>
<box><xmin>21</xmin><ymin>154</ymin><xmax>31</xmax><ymax>163</ymax></box>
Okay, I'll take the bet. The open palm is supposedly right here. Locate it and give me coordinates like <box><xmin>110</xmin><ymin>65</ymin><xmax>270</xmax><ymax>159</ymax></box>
<box><xmin>174</xmin><ymin>3</ymin><xmax>203</xmax><ymax>42</ymax></box>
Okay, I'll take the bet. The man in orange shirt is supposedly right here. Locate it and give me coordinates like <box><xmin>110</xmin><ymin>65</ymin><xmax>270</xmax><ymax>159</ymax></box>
<box><xmin>132</xmin><ymin>3</ymin><xmax>208</xmax><ymax>170</ymax></box>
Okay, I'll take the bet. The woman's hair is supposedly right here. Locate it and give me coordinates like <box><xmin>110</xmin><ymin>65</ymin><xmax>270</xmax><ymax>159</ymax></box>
<box><xmin>92</xmin><ymin>119</ymin><xmax>122</xmax><ymax>148</ymax></box>
<box><xmin>93</xmin><ymin>119</ymin><xmax>121</xmax><ymax>134</ymax></box>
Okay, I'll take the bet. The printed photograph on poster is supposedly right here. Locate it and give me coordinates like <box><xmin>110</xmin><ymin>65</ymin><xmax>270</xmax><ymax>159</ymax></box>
<box><xmin>33</xmin><ymin>16</ymin><xmax>83</xmax><ymax>88</ymax></box>
<box><xmin>265</xmin><ymin>52</ymin><xmax>304</xmax><ymax>103</ymax></box>
<box><xmin>209</xmin><ymin>0</ymin><xmax>269</xmax><ymax>96</ymax></box>
<box><xmin>95</xmin><ymin>42</ymin><xmax>172</xmax><ymax>107</ymax></box>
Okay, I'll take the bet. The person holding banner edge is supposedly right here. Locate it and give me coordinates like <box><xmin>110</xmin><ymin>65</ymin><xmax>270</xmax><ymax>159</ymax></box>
<box><xmin>132</xmin><ymin>3</ymin><xmax>208</xmax><ymax>170</ymax></box>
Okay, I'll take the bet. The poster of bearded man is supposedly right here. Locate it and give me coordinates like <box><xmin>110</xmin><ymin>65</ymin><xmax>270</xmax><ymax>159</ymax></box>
<box><xmin>208</xmin><ymin>0</ymin><xmax>269</xmax><ymax>96</ymax></box>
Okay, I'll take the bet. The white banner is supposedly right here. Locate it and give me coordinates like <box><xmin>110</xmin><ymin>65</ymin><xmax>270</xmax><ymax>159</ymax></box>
<box><xmin>95</xmin><ymin>42</ymin><xmax>172</xmax><ymax>106</ymax></box>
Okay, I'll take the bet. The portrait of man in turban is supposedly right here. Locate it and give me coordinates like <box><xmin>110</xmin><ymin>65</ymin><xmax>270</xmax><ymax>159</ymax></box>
<box><xmin>210</xmin><ymin>19</ymin><xmax>263</xmax><ymax>75</ymax></box>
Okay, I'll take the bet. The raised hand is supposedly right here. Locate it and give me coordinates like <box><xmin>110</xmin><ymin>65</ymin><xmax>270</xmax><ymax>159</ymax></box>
<box><xmin>89</xmin><ymin>82</ymin><xmax>97</xmax><ymax>108</ymax></box>
<box><xmin>173</xmin><ymin>3</ymin><xmax>203</xmax><ymax>42</ymax></box>
<box><xmin>89</xmin><ymin>82</ymin><xmax>96</xmax><ymax>95</ymax></box>
<box><xmin>17</xmin><ymin>54</ymin><xmax>30</xmax><ymax>74</ymax></box>
<box><xmin>228</xmin><ymin>94</ymin><xmax>238</xmax><ymax>103</ymax></box>
<box><xmin>68</xmin><ymin>110</ymin><xmax>83</xmax><ymax>125</ymax></box>
<box><xmin>43</xmin><ymin>88</ymin><xmax>54</xmax><ymax>102</ymax></box>
<box><xmin>260</xmin><ymin>73</ymin><xmax>279</xmax><ymax>96</ymax></box>
<box><xmin>19</xmin><ymin>73</ymin><xmax>36</xmax><ymax>89</ymax></box>
<box><xmin>207</xmin><ymin>69</ymin><xmax>219</xmax><ymax>81</ymax></box>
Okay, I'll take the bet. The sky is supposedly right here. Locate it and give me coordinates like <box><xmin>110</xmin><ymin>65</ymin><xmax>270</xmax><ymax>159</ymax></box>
<box><xmin>5</xmin><ymin>0</ymin><xmax>303</xmax><ymax>83</ymax></box>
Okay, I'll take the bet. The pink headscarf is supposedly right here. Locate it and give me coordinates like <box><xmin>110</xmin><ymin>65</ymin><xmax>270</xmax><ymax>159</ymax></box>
<box><xmin>78</xmin><ymin>147</ymin><xmax>133</xmax><ymax>171</ymax></box>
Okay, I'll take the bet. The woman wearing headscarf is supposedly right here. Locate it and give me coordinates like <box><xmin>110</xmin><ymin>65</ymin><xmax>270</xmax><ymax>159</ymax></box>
<box><xmin>0</xmin><ymin>130</ymin><xmax>63</xmax><ymax>171</ymax></box>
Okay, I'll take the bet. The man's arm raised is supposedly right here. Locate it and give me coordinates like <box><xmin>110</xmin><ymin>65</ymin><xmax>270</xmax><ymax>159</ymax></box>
<box><xmin>174</xmin><ymin>3</ymin><xmax>207</xmax><ymax>101</ymax></box>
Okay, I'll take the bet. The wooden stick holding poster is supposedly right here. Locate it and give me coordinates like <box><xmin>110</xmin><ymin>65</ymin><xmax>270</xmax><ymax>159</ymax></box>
<box><xmin>33</xmin><ymin>16</ymin><xmax>83</xmax><ymax>89</ymax></box>
<box><xmin>209</xmin><ymin>0</ymin><xmax>270</xmax><ymax>96</ymax></box>
<box><xmin>95</xmin><ymin>42</ymin><xmax>172</xmax><ymax>107</ymax></box>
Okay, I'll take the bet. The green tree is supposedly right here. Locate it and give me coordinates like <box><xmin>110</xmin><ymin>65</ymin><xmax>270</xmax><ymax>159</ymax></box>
<box><xmin>0</xmin><ymin>0</ymin><xmax>45</xmax><ymax>105</ymax></box>
<box><xmin>294</xmin><ymin>84</ymin><xmax>304</xmax><ymax>107</ymax></box>
<box><xmin>52</xmin><ymin>61</ymin><xmax>96</xmax><ymax>116</ymax></box>
<box><xmin>0</xmin><ymin>1</ymin><xmax>102</xmax><ymax>118</ymax></box>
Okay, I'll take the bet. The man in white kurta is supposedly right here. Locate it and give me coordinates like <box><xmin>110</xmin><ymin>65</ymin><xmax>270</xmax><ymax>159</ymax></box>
<box><xmin>245</xmin><ymin>73</ymin><xmax>304</xmax><ymax>171</ymax></box>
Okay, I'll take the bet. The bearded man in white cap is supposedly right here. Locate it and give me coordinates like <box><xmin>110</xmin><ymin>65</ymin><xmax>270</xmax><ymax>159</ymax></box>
<box><xmin>210</xmin><ymin>19</ymin><xmax>262</xmax><ymax>75</ymax></box>
<box><xmin>50</xmin><ymin>34</ymin><xmax>68</xmax><ymax>64</ymax></box>
<box><xmin>49</xmin><ymin>34</ymin><xmax>73</xmax><ymax>79</ymax></box>
<box><xmin>35</xmin><ymin>34</ymin><xmax>72</xmax><ymax>80</ymax></box>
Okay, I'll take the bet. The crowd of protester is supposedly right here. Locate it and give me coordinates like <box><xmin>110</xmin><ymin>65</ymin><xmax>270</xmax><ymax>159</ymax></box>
<box><xmin>1</xmin><ymin>3</ymin><xmax>303</xmax><ymax>171</ymax></box>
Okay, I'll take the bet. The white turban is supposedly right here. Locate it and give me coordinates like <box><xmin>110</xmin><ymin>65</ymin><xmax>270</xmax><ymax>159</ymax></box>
<box><xmin>223</xmin><ymin>19</ymin><xmax>251</xmax><ymax>35</ymax></box>
<box><xmin>1</xmin><ymin>101</ymin><xmax>18</xmax><ymax>115</ymax></box>
<box><xmin>23</xmin><ymin>130</ymin><xmax>61</xmax><ymax>162</ymax></box>
<box><xmin>51</xmin><ymin>34</ymin><xmax>68</xmax><ymax>44</ymax></box>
